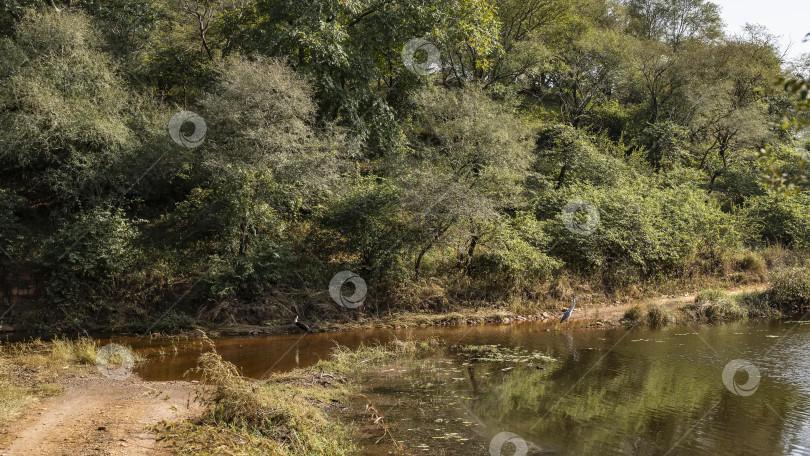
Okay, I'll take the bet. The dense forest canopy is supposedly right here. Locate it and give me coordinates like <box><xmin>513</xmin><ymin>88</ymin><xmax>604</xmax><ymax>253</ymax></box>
<box><xmin>1</xmin><ymin>0</ymin><xmax>809</xmax><ymax>329</ymax></box>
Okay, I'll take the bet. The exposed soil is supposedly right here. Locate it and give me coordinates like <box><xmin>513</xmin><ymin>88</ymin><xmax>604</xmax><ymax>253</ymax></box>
<box><xmin>582</xmin><ymin>283</ymin><xmax>769</xmax><ymax>323</ymax></box>
<box><xmin>0</xmin><ymin>375</ymin><xmax>202</xmax><ymax>456</ymax></box>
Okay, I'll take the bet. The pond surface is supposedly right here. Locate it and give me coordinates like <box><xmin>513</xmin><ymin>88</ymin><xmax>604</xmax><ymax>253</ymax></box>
<box><xmin>112</xmin><ymin>319</ymin><xmax>810</xmax><ymax>455</ymax></box>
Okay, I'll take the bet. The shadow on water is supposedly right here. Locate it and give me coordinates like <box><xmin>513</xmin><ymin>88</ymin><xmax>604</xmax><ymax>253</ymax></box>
<box><xmin>111</xmin><ymin>320</ymin><xmax>810</xmax><ymax>455</ymax></box>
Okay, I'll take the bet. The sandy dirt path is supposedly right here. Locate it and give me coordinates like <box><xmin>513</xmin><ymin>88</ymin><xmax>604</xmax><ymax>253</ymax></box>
<box><xmin>0</xmin><ymin>375</ymin><xmax>202</xmax><ymax>456</ymax></box>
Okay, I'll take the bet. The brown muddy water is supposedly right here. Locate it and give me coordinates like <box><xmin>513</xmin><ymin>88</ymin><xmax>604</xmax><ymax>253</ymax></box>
<box><xmin>110</xmin><ymin>320</ymin><xmax>810</xmax><ymax>455</ymax></box>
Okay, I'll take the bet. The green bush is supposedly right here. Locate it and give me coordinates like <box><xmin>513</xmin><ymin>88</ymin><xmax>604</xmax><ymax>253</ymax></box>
<box><xmin>0</xmin><ymin>12</ymin><xmax>135</xmax><ymax>216</ymax></box>
<box><xmin>743</xmin><ymin>193</ymin><xmax>810</xmax><ymax>249</ymax></box>
<box><xmin>536</xmin><ymin>175</ymin><xmax>744</xmax><ymax>282</ymax></box>
<box><xmin>733</xmin><ymin>252</ymin><xmax>767</xmax><ymax>276</ymax></box>
<box><xmin>43</xmin><ymin>208</ymin><xmax>141</xmax><ymax>305</ymax></box>
<box><xmin>622</xmin><ymin>303</ymin><xmax>676</xmax><ymax>327</ymax></box>
<box><xmin>646</xmin><ymin>303</ymin><xmax>676</xmax><ymax>327</ymax></box>
<box><xmin>737</xmin><ymin>291</ymin><xmax>783</xmax><ymax>319</ymax></box>
<box><xmin>691</xmin><ymin>289</ymin><xmax>748</xmax><ymax>322</ymax></box>
<box><xmin>767</xmin><ymin>268</ymin><xmax>810</xmax><ymax>313</ymax></box>
<box><xmin>533</xmin><ymin>123</ymin><xmax>629</xmax><ymax>187</ymax></box>
<box><xmin>473</xmin><ymin>213</ymin><xmax>562</xmax><ymax>287</ymax></box>
<box><xmin>622</xmin><ymin>305</ymin><xmax>645</xmax><ymax>324</ymax></box>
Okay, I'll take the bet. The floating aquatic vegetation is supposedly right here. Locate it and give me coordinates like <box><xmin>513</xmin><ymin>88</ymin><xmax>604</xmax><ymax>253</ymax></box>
<box><xmin>453</xmin><ymin>345</ymin><xmax>556</xmax><ymax>364</ymax></box>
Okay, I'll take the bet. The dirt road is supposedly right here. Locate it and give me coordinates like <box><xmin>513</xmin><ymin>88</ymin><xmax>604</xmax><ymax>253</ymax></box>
<box><xmin>577</xmin><ymin>283</ymin><xmax>769</xmax><ymax>323</ymax></box>
<box><xmin>0</xmin><ymin>375</ymin><xmax>202</xmax><ymax>456</ymax></box>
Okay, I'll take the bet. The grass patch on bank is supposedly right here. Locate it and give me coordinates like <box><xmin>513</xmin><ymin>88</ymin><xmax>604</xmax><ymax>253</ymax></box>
<box><xmin>164</xmin><ymin>352</ymin><xmax>356</xmax><ymax>455</ymax></box>
<box><xmin>767</xmin><ymin>267</ymin><xmax>810</xmax><ymax>313</ymax></box>
<box><xmin>646</xmin><ymin>303</ymin><xmax>678</xmax><ymax>327</ymax></box>
<box><xmin>163</xmin><ymin>337</ymin><xmax>440</xmax><ymax>455</ymax></box>
<box><xmin>621</xmin><ymin>303</ymin><xmax>678</xmax><ymax>327</ymax></box>
<box><xmin>0</xmin><ymin>337</ymin><xmax>125</xmax><ymax>428</ymax></box>
<box><xmin>687</xmin><ymin>289</ymin><xmax>749</xmax><ymax>323</ymax></box>
<box><xmin>621</xmin><ymin>285</ymin><xmax>786</xmax><ymax>328</ymax></box>
<box><xmin>0</xmin><ymin>380</ymin><xmax>34</xmax><ymax>429</ymax></box>
<box><xmin>685</xmin><ymin>267</ymin><xmax>810</xmax><ymax>324</ymax></box>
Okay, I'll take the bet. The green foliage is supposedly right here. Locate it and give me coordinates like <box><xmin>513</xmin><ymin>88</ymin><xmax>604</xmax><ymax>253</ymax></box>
<box><xmin>742</xmin><ymin>192</ymin><xmax>810</xmax><ymax>249</ymax></box>
<box><xmin>625</xmin><ymin>0</ymin><xmax>723</xmax><ymax>48</ymax></box>
<box><xmin>43</xmin><ymin>208</ymin><xmax>140</xmax><ymax>304</ymax></box>
<box><xmin>768</xmin><ymin>268</ymin><xmax>810</xmax><ymax>313</ymax></box>
<box><xmin>224</xmin><ymin>0</ymin><xmax>502</xmax><ymax>147</ymax></box>
<box><xmin>536</xmin><ymin>171</ymin><xmax>743</xmax><ymax>283</ymax></box>
<box><xmin>75</xmin><ymin>0</ymin><xmax>161</xmax><ymax>49</ymax></box>
<box><xmin>0</xmin><ymin>12</ymin><xmax>134</xmax><ymax>216</ymax></box>
<box><xmin>473</xmin><ymin>213</ymin><xmax>562</xmax><ymax>285</ymax></box>
<box><xmin>691</xmin><ymin>289</ymin><xmax>748</xmax><ymax>322</ymax></box>
<box><xmin>544</xmin><ymin>25</ymin><xmax>631</xmax><ymax>127</ymax></box>
<box><xmin>318</xmin><ymin>176</ymin><xmax>410</xmax><ymax>276</ymax></box>
<box><xmin>533</xmin><ymin>123</ymin><xmax>629</xmax><ymax>186</ymax></box>
<box><xmin>399</xmin><ymin>85</ymin><xmax>533</xmax><ymax>274</ymax></box>
<box><xmin>646</xmin><ymin>302</ymin><xmax>676</xmax><ymax>327</ymax></box>
<box><xmin>0</xmin><ymin>188</ymin><xmax>24</xmax><ymax>255</ymax></box>
<box><xmin>201</xmin><ymin>57</ymin><xmax>323</xmax><ymax>173</ymax></box>
<box><xmin>0</xmin><ymin>2</ymin><xmax>798</xmax><ymax>325</ymax></box>
<box><xmin>635</xmin><ymin>121</ymin><xmax>690</xmax><ymax>171</ymax></box>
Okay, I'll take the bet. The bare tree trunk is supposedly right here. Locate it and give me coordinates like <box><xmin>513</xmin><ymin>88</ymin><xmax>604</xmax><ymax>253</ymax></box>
<box><xmin>44</xmin><ymin>0</ymin><xmax>61</xmax><ymax>12</ymax></box>
<box><xmin>708</xmin><ymin>171</ymin><xmax>722</xmax><ymax>194</ymax></box>
<box><xmin>555</xmin><ymin>164</ymin><xmax>568</xmax><ymax>189</ymax></box>
<box><xmin>198</xmin><ymin>16</ymin><xmax>213</xmax><ymax>61</ymax></box>
<box><xmin>464</xmin><ymin>235</ymin><xmax>478</xmax><ymax>276</ymax></box>
<box><xmin>414</xmin><ymin>221</ymin><xmax>454</xmax><ymax>276</ymax></box>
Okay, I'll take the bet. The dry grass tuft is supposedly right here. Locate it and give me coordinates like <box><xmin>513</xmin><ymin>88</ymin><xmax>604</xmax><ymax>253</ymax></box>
<box><xmin>169</xmin><ymin>335</ymin><xmax>442</xmax><ymax>455</ymax></box>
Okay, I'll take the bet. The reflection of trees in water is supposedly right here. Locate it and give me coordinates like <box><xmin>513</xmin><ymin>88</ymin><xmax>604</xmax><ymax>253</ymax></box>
<box><xmin>564</xmin><ymin>333</ymin><xmax>579</xmax><ymax>362</ymax></box>
<box><xmin>467</xmin><ymin>363</ymin><xmax>479</xmax><ymax>395</ymax></box>
<box><xmin>465</xmin><ymin>346</ymin><xmax>800</xmax><ymax>455</ymax></box>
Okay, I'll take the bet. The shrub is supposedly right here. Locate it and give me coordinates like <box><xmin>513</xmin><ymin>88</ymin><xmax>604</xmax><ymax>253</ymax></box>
<box><xmin>194</xmin><ymin>350</ymin><xmax>278</xmax><ymax>433</ymax></box>
<box><xmin>760</xmin><ymin>245</ymin><xmax>796</xmax><ymax>270</ymax></box>
<box><xmin>767</xmin><ymin>268</ymin><xmax>810</xmax><ymax>313</ymax></box>
<box><xmin>536</xmin><ymin>175</ymin><xmax>744</xmax><ymax>282</ymax></box>
<box><xmin>533</xmin><ymin>123</ymin><xmax>629</xmax><ymax>187</ymax></box>
<box><xmin>694</xmin><ymin>288</ymin><xmax>727</xmax><ymax>304</ymax></box>
<box><xmin>473</xmin><ymin>213</ymin><xmax>562</xmax><ymax>287</ymax></box>
<box><xmin>733</xmin><ymin>252</ymin><xmax>767</xmax><ymax>276</ymax></box>
<box><xmin>51</xmin><ymin>338</ymin><xmax>97</xmax><ymax>365</ymax></box>
<box><xmin>737</xmin><ymin>291</ymin><xmax>783</xmax><ymax>319</ymax></box>
<box><xmin>622</xmin><ymin>305</ymin><xmax>645</xmax><ymax>325</ymax></box>
<box><xmin>0</xmin><ymin>12</ymin><xmax>135</xmax><ymax>216</ymax></box>
<box><xmin>646</xmin><ymin>303</ymin><xmax>676</xmax><ymax>327</ymax></box>
<box><xmin>743</xmin><ymin>193</ymin><xmax>810</xmax><ymax>249</ymax></box>
<box><xmin>691</xmin><ymin>289</ymin><xmax>748</xmax><ymax>322</ymax></box>
<box><xmin>43</xmin><ymin>208</ymin><xmax>141</xmax><ymax>305</ymax></box>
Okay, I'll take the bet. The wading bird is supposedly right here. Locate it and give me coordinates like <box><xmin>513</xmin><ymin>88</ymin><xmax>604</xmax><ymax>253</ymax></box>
<box><xmin>294</xmin><ymin>315</ymin><xmax>312</xmax><ymax>333</ymax></box>
<box><xmin>560</xmin><ymin>296</ymin><xmax>580</xmax><ymax>324</ymax></box>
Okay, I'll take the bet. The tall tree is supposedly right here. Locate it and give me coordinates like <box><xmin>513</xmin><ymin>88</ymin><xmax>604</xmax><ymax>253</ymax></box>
<box><xmin>625</xmin><ymin>0</ymin><xmax>722</xmax><ymax>50</ymax></box>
